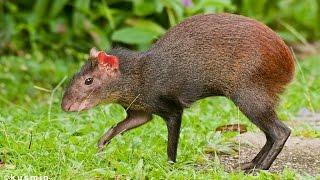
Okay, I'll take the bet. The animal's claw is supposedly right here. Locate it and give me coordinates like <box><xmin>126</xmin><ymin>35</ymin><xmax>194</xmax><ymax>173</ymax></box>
<box><xmin>238</xmin><ymin>161</ymin><xmax>260</xmax><ymax>174</ymax></box>
<box><xmin>97</xmin><ymin>138</ymin><xmax>110</xmax><ymax>152</ymax></box>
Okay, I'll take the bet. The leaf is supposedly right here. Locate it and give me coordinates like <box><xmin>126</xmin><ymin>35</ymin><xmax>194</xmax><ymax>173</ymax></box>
<box><xmin>72</xmin><ymin>0</ymin><xmax>90</xmax><ymax>35</ymax></box>
<box><xmin>111</xmin><ymin>27</ymin><xmax>159</xmax><ymax>45</ymax></box>
<box><xmin>71</xmin><ymin>125</ymin><xmax>94</xmax><ymax>136</ymax></box>
<box><xmin>241</xmin><ymin>0</ymin><xmax>267</xmax><ymax>20</ymax></box>
<box><xmin>188</xmin><ymin>0</ymin><xmax>236</xmax><ymax>14</ymax></box>
<box><xmin>73</xmin><ymin>0</ymin><xmax>90</xmax><ymax>12</ymax></box>
<box><xmin>154</xmin><ymin>0</ymin><xmax>165</xmax><ymax>13</ymax></box>
<box><xmin>125</xmin><ymin>18</ymin><xmax>166</xmax><ymax>35</ymax></box>
<box><xmin>161</xmin><ymin>0</ymin><xmax>184</xmax><ymax>24</ymax></box>
<box><xmin>49</xmin><ymin>0</ymin><xmax>69</xmax><ymax>18</ymax></box>
<box><xmin>101</xmin><ymin>0</ymin><xmax>115</xmax><ymax>29</ymax></box>
<box><xmin>90</xmin><ymin>27</ymin><xmax>111</xmax><ymax>50</ymax></box>
<box><xmin>32</xmin><ymin>0</ymin><xmax>50</xmax><ymax>26</ymax></box>
<box><xmin>203</xmin><ymin>0</ymin><xmax>236</xmax><ymax>13</ymax></box>
<box><xmin>133</xmin><ymin>0</ymin><xmax>157</xmax><ymax>16</ymax></box>
<box><xmin>215</xmin><ymin>124</ymin><xmax>247</xmax><ymax>134</ymax></box>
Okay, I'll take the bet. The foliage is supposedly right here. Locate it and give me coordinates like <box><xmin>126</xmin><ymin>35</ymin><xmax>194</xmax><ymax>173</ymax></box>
<box><xmin>1</xmin><ymin>0</ymin><xmax>320</xmax><ymax>58</ymax></box>
<box><xmin>234</xmin><ymin>0</ymin><xmax>320</xmax><ymax>43</ymax></box>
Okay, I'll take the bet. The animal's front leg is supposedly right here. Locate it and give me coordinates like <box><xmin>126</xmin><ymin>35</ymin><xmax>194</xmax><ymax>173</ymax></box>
<box><xmin>98</xmin><ymin>110</ymin><xmax>152</xmax><ymax>151</ymax></box>
<box><xmin>165</xmin><ymin>112</ymin><xmax>182</xmax><ymax>163</ymax></box>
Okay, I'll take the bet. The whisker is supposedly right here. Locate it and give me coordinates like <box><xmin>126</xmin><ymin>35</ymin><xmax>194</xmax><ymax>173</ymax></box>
<box><xmin>76</xmin><ymin>88</ymin><xmax>96</xmax><ymax>114</ymax></box>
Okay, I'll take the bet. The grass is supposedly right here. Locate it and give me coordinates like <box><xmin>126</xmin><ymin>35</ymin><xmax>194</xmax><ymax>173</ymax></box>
<box><xmin>0</xmin><ymin>54</ymin><xmax>319</xmax><ymax>179</ymax></box>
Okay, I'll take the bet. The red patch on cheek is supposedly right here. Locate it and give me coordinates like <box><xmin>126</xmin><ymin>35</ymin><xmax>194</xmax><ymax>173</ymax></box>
<box><xmin>97</xmin><ymin>52</ymin><xmax>119</xmax><ymax>69</ymax></box>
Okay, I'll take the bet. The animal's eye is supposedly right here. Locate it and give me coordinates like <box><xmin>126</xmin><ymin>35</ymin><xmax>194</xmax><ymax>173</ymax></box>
<box><xmin>84</xmin><ymin>78</ymin><xmax>93</xmax><ymax>85</ymax></box>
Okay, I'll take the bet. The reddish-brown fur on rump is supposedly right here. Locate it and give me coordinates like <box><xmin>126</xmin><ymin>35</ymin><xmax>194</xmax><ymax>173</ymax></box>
<box><xmin>244</xmin><ymin>17</ymin><xmax>295</xmax><ymax>102</ymax></box>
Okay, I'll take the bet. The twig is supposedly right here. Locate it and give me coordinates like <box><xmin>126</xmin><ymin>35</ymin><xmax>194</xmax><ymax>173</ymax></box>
<box><xmin>33</xmin><ymin>85</ymin><xmax>52</xmax><ymax>93</ymax></box>
<box><xmin>48</xmin><ymin>76</ymin><xmax>67</xmax><ymax>121</ymax></box>
<box><xmin>76</xmin><ymin>88</ymin><xmax>96</xmax><ymax>115</ymax></box>
<box><xmin>125</xmin><ymin>94</ymin><xmax>141</xmax><ymax>111</ymax></box>
<box><xmin>237</xmin><ymin>108</ymin><xmax>241</xmax><ymax>170</ymax></box>
<box><xmin>28</xmin><ymin>131</ymin><xmax>33</xmax><ymax>149</ymax></box>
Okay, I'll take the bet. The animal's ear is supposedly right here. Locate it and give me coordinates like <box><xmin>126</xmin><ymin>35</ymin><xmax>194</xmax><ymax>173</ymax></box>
<box><xmin>89</xmin><ymin>47</ymin><xmax>99</xmax><ymax>59</ymax></box>
<box><xmin>97</xmin><ymin>51</ymin><xmax>119</xmax><ymax>70</ymax></box>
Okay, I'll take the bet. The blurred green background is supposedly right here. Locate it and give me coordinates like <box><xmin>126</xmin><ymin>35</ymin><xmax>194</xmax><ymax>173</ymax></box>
<box><xmin>1</xmin><ymin>0</ymin><xmax>320</xmax><ymax>58</ymax></box>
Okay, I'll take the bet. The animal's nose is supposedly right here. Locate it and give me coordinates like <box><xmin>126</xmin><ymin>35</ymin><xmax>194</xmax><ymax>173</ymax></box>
<box><xmin>61</xmin><ymin>99</ymin><xmax>72</xmax><ymax>112</ymax></box>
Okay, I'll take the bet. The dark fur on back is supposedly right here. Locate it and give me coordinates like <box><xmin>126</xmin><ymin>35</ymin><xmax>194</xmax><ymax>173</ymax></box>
<box><xmin>104</xmin><ymin>13</ymin><xmax>295</xmax><ymax>114</ymax></box>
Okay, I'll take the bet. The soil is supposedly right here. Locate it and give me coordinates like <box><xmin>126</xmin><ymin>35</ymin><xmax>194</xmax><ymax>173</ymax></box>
<box><xmin>219</xmin><ymin>132</ymin><xmax>320</xmax><ymax>176</ymax></box>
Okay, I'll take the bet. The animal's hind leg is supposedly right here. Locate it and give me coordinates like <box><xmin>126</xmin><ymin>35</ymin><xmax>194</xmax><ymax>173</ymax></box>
<box><xmin>256</xmin><ymin>118</ymin><xmax>291</xmax><ymax>169</ymax></box>
<box><xmin>231</xmin><ymin>88</ymin><xmax>291</xmax><ymax>171</ymax></box>
<box><xmin>239</xmin><ymin>134</ymin><xmax>273</xmax><ymax>170</ymax></box>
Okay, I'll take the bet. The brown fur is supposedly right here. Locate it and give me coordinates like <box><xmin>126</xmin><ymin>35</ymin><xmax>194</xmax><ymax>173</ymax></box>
<box><xmin>107</xmin><ymin>14</ymin><xmax>295</xmax><ymax>113</ymax></box>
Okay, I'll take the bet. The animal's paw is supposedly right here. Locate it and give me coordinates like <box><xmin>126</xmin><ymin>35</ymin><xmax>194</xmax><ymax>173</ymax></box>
<box><xmin>239</xmin><ymin>161</ymin><xmax>260</xmax><ymax>173</ymax></box>
<box><xmin>97</xmin><ymin>139</ymin><xmax>110</xmax><ymax>152</ymax></box>
<box><xmin>168</xmin><ymin>160</ymin><xmax>175</xmax><ymax>164</ymax></box>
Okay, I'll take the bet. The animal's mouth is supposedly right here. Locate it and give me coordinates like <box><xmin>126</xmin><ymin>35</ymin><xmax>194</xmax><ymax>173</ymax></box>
<box><xmin>61</xmin><ymin>99</ymin><xmax>92</xmax><ymax>112</ymax></box>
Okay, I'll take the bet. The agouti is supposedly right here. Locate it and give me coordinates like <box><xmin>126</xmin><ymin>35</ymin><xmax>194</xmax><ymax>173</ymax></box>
<box><xmin>61</xmin><ymin>13</ymin><xmax>295</xmax><ymax>171</ymax></box>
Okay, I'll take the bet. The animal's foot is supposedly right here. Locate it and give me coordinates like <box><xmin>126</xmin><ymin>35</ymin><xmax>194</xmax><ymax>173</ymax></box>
<box><xmin>240</xmin><ymin>161</ymin><xmax>254</xmax><ymax>170</ymax></box>
<box><xmin>168</xmin><ymin>160</ymin><xmax>175</xmax><ymax>164</ymax></box>
<box><xmin>239</xmin><ymin>161</ymin><xmax>260</xmax><ymax>173</ymax></box>
<box><xmin>97</xmin><ymin>128</ymin><xmax>115</xmax><ymax>152</ymax></box>
<box><xmin>97</xmin><ymin>138</ymin><xmax>110</xmax><ymax>152</ymax></box>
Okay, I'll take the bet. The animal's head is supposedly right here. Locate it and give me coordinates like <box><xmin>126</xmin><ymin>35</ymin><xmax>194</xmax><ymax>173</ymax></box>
<box><xmin>61</xmin><ymin>47</ymin><xmax>121</xmax><ymax>112</ymax></box>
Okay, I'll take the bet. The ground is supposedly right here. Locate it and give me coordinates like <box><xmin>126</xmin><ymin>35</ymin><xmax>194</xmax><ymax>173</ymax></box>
<box><xmin>221</xmin><ymin>132</ymin><xmax>320</xmax><ymax>176</ymax></box>
<box><xmin>220</xmin><ymin>109</ymin><xmax>320</xmax><ymax>176</ymax></box>
<box><xmin>0</xmin><ymin>55</ymin><xmax>319</xmax><ymax>179</ymax></box>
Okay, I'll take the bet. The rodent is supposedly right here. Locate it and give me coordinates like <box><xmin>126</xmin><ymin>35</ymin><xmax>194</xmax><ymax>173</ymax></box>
<box><xmin>61</xmin><ymin>13</ymin><xmax>295</xmax><ymax>172</ymax></box>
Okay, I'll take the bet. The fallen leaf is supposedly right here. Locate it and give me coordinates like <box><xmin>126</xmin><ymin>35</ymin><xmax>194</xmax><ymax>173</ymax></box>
<box><xmin>216</xmin><ymin>124</ymin><xmax>247</xmax><ymax>134</ymax></box>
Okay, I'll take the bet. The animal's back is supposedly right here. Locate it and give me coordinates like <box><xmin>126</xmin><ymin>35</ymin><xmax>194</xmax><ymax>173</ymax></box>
<box><xmin>146</xmin><ymin>13</ymin><xmax>295</xmax><ymax>100</ymax></box>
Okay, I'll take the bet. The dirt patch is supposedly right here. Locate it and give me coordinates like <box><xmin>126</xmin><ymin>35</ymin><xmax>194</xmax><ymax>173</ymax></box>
<box><xmin>220</xmin><ymin>132</ymin><xmax>320</xmax><ymax>176</ymax></box>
